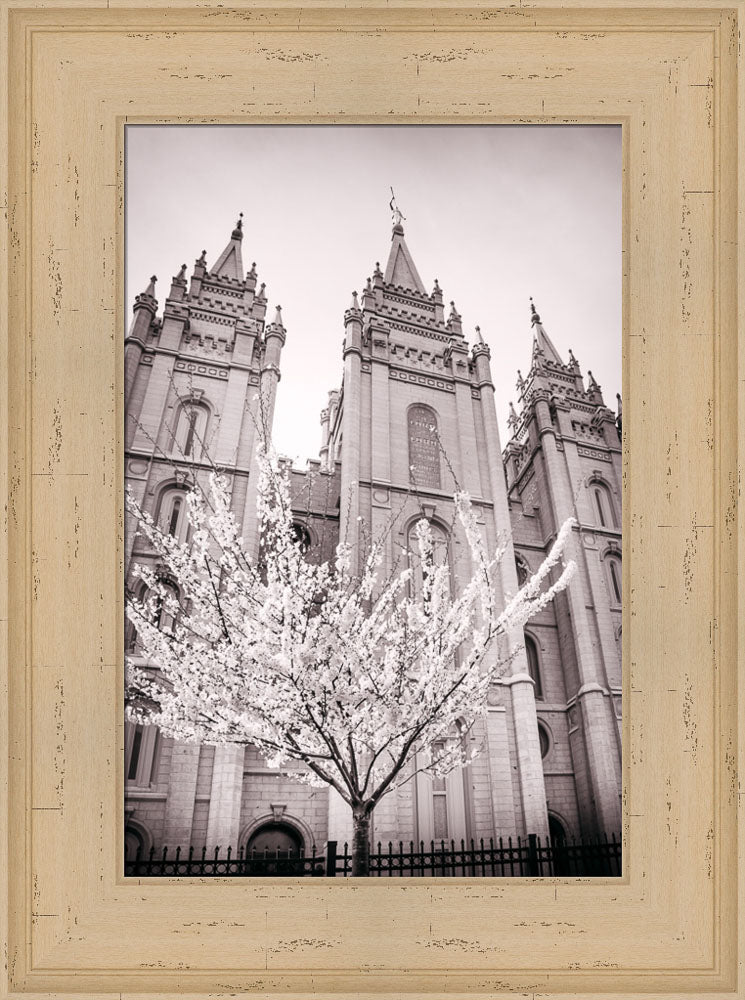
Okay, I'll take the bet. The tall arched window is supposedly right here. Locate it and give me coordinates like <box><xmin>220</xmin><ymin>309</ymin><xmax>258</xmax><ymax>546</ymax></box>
<box><xmin>407</xmin><ymin>518</ymin><xmax>450</xmax><ymax>596</ymax></box>
<box><xmin>605</xmin><ymin>553</ymin><xmax>622</xmax><ymax>606</ymax></box>
<box><xmin>590</xmin><ymin>479</ymin><xmax>617</xmax><ymax>529</ymax></box>
<box><xmin>125</xmin><ymin>721</ymin><xmax>160</xmax><ymax>788</ymax></box>
<box><xmin>524</xmin><ymin>633</ymin><xmax>543</xmax><ymax>700</ymax></box>
<box><xmin>157</xmin><ymin>487</ymin><xmax>189</xmax><ymax>542</ymax></box>
<box><xmin>537</xmin><ymin>721</ymin><xmax>551</xmax><ymax>759</ymax></box>
<box><xmin>290</xmin><ymin>523</ymin><xmax>312</xmax><ymax>553</ymax></box>
<box><xmin>430</xmin><ymin>739</ymin><xmax>448</xmax><ymax>840</ymax></box>
<box><xmin>408</xmin><ymin>405</ymin><xmax>441</xmax><ymax>489</ymax></box>
<box><xmin>174</xmin><ymin>399</ymin><xmax>210</xmax><ymax>459</ymax></box>
<box><xmin>127</xmin><ymin>578</ymin><xmax>180</xmax><ymax>651</ymax></box>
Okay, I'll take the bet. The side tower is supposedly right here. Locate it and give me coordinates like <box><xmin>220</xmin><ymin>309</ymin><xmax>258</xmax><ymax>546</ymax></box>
<box><xmin>326</xmin><ymin>213</ymin><xmax>551</xmax><ymax>846</ymax></box>
<box><xmin>503</xmin><ymin>302</ymin><xmax>622</xmax><ymax>839</ymax></box>
<box><xmin>124</xmin><ymin>217</ymin><xmax>287</xmax><ymax>855</ymax></box>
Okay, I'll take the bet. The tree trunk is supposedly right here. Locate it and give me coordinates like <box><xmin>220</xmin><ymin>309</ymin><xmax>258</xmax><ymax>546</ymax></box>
<box><xmin>351</xmin><ymin>808</ymin><xmax>371</xmax><ymax>877</ymax></box>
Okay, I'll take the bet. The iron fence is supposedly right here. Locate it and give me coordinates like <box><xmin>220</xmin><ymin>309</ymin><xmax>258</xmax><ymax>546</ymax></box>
<box><xmin>125</xmin><ymin>833</ymin><xmax>621</xmax><ymax>878</ymax></box>
<box><xmin>332</xmin><ymin>833</ymin><xmax>621</xmax><ymax>877</ymax></box>
<box><xmin>125</xmin><ymin>843</ymin><xmax>326</xmax><ymax>877</ymax></box>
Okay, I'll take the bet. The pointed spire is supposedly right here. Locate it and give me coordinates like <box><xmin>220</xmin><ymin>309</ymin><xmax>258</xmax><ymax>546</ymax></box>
<box><xmin>528</xmin><ymin>297</ymin><xmax>564</xmax><ymax>366</ymax></box>
<box><xmin>349</xmin><ymin>291</ymin><xmax>360</xmax><ymax>312</ymax></box>
<box><xmin>446</xmin><ymin>300</ymin><xmax>463</xmax><ymax>337</ymax></box>
<box><xmin>133</xmin><ymin>274</ymin><xmax>158</xmax><ymax>316</ymax></box>
<box><xmin>211</xmin><ymin>214</ymin><xmax>245</xmax><ymax>280</ymax></box>
<box><xmin>270</xmin><ymin>304</ymin><xmax>284</xmax><ymax>328</ymax></box>
<box><xmin>516</xmin><ymin>369</ymin><xmax>525</xmax><ymax>392</ymax></box>
<box><xmin>384</xmin><ymin>220</ymin><xmax>426</xmax><ymax>293</ymax></box>
<box><xmin>530</xmin><ymin>297</ymin><xmax>541</xmax><ymax>326</ymax></box>
<box><xmin>508</xmin><ymin>401</ymin><xmax>519</xmax><ymax>429</ymax></box>
<box><xmin>475</xmin><ymin>325</ymin><xmax>484</xmax><ymax>345</ymax></box>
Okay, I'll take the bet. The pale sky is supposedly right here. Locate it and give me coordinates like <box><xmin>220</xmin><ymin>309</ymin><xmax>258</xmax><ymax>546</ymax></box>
<box><xmin>125</xmin><ymin>125</ymin><xmax>621</xmax><ymax>465</ymax></box>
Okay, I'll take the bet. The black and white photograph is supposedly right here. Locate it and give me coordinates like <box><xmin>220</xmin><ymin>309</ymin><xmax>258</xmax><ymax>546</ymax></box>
<box><xmin>123</xmin><ymin>124</ymin><xmax>622</xmax><ymax>878</ymax></box>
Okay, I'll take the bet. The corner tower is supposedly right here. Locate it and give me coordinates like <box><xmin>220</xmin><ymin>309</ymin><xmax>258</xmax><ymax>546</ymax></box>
<box><xmin>124</xmin><ymin>216</ymin><xmax>287</xmax><ymax>854</ymax></box>
<box><xmin>504</xmin><ymin>301</ymin><xmax>622</xmax><ymax>839</ymax></box>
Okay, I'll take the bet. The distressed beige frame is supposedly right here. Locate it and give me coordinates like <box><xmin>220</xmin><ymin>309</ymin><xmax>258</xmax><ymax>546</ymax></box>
<box><xmin>0</xmin><ymin>2</ymin><xmax>742</xmax><ymax>998</ymax></box>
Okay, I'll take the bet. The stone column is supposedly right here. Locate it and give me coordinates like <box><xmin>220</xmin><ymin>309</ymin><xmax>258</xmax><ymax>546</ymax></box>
<box><xmin>503</xmin><ymin>676</ymin><xmax>550</xmax><ymax>838</ymax></box>
<box><xmin>162</xmin><ymin>742</ymin><xmax>200</xmax><ymax>850</ymax></box>
<box><xmin>205</xmin><ymin>745</ymin><xmax>245</xmax><ymax>851</ymax></box>
<box><xmin>484</xmin><ymin>704</ymin><xmax>520</xmax><ymax>840</ymax></box>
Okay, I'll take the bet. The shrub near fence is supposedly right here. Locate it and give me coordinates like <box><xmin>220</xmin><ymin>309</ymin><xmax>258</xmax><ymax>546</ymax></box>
<box><xmin>125</xmin><ymin>833</ymin><xmax>621</xmax><ymax>878</ymax></box>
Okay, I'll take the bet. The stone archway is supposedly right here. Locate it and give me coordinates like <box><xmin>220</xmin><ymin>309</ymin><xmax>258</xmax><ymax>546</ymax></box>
<box><xmin>246</xmin><ymin>821</ymin><xmax>303</xmax><ymax>857</ymax></box>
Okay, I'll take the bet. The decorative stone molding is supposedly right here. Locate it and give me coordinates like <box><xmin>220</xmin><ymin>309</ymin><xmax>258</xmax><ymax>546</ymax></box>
<box><xmin>389</xmin><ymin>368</ymin><xmax>455</xmax><ymax>392</ymax></box>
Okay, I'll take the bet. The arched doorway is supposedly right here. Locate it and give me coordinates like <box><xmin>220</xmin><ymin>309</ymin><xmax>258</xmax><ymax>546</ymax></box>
<box><xmin>548</xmin><ymin>814</ymin><xmax>567</xmax><ymax>846</ymax></box>
<box><xmin>548</xmin><ymin>814</ymin><xmax>570</xmax><ymax>876</ymax></box>
<box><xmin>246</xmin><ymin>822</ymin><xmax>304</xmax><ymax>858</ymax></box>
<box><xmin>124</xmin><ymin>826</ymin><xmax>145</xmax><ymax>861</ymax></box>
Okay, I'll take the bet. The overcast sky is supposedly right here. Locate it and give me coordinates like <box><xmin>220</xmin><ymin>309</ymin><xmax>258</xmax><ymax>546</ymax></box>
<box><xmin>126</xmin><ymin>125</ymin><xmax>621</xmax><ymax>465</ymax></box>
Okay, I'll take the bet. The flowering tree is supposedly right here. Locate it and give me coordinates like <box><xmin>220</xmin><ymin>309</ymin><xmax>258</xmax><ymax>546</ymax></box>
<box><xmin>126</xmin><ymin>449</ymin><xmax>575</xmax><ymax>876</ymax></box>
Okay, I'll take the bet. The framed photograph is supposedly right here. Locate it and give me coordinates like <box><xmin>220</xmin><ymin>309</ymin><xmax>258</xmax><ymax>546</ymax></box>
<box><xmin>1</xmin><ymin>2</ymin><xmax>741</xmax><ymax>998</ymax></box>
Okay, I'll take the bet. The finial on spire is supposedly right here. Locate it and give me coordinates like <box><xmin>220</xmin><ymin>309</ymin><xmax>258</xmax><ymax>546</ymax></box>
<box><xmin>389</xmin><ymin>187</ymin><xmax>405</xmax><ymax>233</ymax></box>
<box><xmin>508</xmin><ymin>401</ymin><xmax>519</xmax><ymax>428</ymax></box>
<box><xmin>530</xmin><ymin>297</ymin><xmax>541</xmax><ymax>325</ymax></box>
<box><xmin>475</xmin><ymin>325</ymin><xmax>485</xmax><ymax>345</ymax></box>
<box><xmin>516</xmin><ymin>369</ymin><xmax>525</xmax><ymax>391</ymax></box>
<box><xmin>177</xmin><ymin>263</ymin><xmax>187</xmax><ymax>279</ymax></box>
<box><xmin>231</xmin><ymin>212</ymin><xmax>244</xmax><ymax>240</ymax></box>
<box><xmin>198</xmin><ymin>249</ymin><xmax>207</xmax><ymax>265</ymax></box>
<box><xmin>350</xmin><ymin>291</ymin><xmax>360</xmax><ymax>311</ymax></box>
<box><xmin>145</xmin><ymin>275</ymin><xmax>157</xmax><ymax>296</ymax></box>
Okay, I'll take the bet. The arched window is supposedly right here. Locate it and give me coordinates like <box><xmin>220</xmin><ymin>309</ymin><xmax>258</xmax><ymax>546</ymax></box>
<box><xmin>606</xmin><ymin>553</ymin><xmax>622</xmax><ymax>606</ymax></box>
<box><xmin>524</xmin><ymin>633</ymin><xmax>543</xmax><ymax>700</ymax></box>
<box><xmin>590</xmin><ymin>479</ymin><xmax>617</xmax><ymax>529</ymax></box>
<box><xmin>430</xmin><ymin>739</ymin><xmax>448</xmax><ymax>840</ymax></box>
<box><xmin>174</xmin><ymin>399</ymin><xmax>210</xmax><ymax>460</ymax></box>
<box><xmin>125</xmin><ymin>721</ymin><xmax>160</xmax><ymax>787</ymax></box>
<box><xmin>127</xmin><ymin>578</ymin><xmax>180</xmax><ymax>652</ymax></box>
<box><xmin>408</xmin><ymin>405</ymin><xmax>441</xmax><ymax>489</ymax></box>
<box><xmin>407</xmin><ymin>518</ymin><xmax>450</xmax><ymax>597</ymax></box>
<box><xmin>290</xmin><ymin>523</ymin><xmax>312</xmax><ymax>553</ymax></box>
<box><xmin>537</xmin><ymin>721</ymin><xmax>551</xmax><ymax>759</ymax></box>
<box><xmin>515</xmin><ymin>553</ymin><xmax>529</xmax><ymax>586</ymax></box>
<box><xmin>157</xmin><ymin>487</ymin><xmax>189</xmax><ymax>542</ymax></box>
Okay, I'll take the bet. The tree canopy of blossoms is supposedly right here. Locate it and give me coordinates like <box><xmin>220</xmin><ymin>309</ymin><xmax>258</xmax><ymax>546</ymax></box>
<box><xmin>126</xmin><ymin>448</ymin><xmax>575</xmax><ymax>875</ymax></box>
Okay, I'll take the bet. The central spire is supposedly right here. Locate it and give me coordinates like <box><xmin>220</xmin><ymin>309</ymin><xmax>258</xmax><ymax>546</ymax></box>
<box><xmin>529</xmin><ymin>297</ymin><xmax>564</xmax><ymax>366</ymax></box>
<box><xmin>383</xmin><ymin>192</ymin><xmax>426</xmax><ymax>294</ymax></box>
<box><xmin>211</xmin><ymin>213</ymin><xmax>245</xmax><ymax>281</ymax></box>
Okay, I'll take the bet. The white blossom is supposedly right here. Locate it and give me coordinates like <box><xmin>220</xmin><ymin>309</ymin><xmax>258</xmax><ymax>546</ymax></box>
<box><xmin>125</xmin><ymin>447</ymin><xmax>575</xmax><ymax>834</ymax></box>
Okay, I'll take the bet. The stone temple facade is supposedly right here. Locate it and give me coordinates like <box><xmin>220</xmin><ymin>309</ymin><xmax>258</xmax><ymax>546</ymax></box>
<box><xmin>124</xmin><ymin>216</ymin><xmax>623</xmax><ymax>860</ymax></box>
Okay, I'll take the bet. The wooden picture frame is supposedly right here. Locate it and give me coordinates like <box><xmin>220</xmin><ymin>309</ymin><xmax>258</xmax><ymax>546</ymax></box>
<box><xmin>1</xmin><ymin>2</ymin><xmax>742</xmax><ymax>997</ymax></box>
